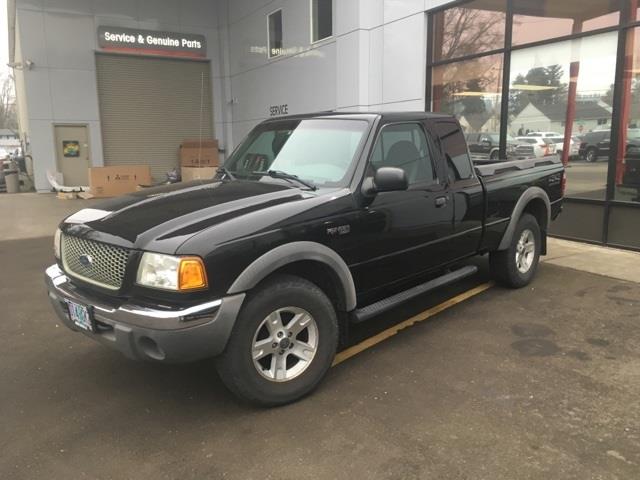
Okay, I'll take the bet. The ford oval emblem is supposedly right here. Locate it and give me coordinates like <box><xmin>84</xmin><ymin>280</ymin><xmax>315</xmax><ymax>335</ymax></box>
<box><xmin>78</xmin><ymin>254</ymin><xmax>94</xmax><ymax>268</ymax></box>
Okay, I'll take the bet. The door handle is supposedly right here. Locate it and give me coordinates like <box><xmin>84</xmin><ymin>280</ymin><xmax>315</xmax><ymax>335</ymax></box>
<box><xmin>435</xmin><ymin>196</ymin><xmax>448</xmax><ymax>207</ymax></box>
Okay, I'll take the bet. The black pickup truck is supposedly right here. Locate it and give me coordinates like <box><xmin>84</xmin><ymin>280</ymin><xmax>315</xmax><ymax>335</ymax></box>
<box><xmin>46</xmin><ymin>112</ymin><xmax>564</xmax><ymax>405</ymax></box>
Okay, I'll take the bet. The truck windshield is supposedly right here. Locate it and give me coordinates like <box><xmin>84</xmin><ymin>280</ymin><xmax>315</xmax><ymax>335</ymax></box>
<box><xmin>225</xmin><ymin>119</ymin><xmax>369</xmax><ymax>188</ymax></box>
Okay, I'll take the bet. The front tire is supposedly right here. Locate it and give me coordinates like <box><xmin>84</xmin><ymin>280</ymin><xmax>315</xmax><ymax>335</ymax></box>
<box><xmin>585</xmin><ymin>147</ymin><xmax>597</xmax><ymax>162</ymax></box>
<box><xmin>216</xmin><ymin>274</ymin><xmax>338</xmax><ymax>406</ymax></box>
<box><xmin>490</xmin><ymin>213</ymin><xmax>541</xmax><ymax>288</ymax></box>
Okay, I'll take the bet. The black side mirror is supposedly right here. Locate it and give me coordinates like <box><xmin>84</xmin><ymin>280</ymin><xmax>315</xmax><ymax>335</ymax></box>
<box><xmin>482</xmin><ymin>140</ymin><xmax>492</xmax><ymax>147</ymax></box>
<box><xmin>362</xmin><ymin>167</ymin><xmax>408</xmax><ymax>196</ymax></box>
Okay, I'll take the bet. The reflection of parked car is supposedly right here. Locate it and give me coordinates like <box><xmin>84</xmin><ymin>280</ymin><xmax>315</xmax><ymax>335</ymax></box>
<box><xmin>549</xmin><ymin>136</ymin><xmax>579</xmax><ymax>159</ymax></box>
<box><xmin>526</xmin><ymin>131</ymin><xmax>563</xmax><ymax>138</ymax></box>
<box><xmin>623</xmin><ymin>140</ymin><xmax>640</xmax><ymax>188</ymax></box>
<box><xmin>465</xmin><ymin>132</ymin><xmax>517</xmax><ymax>162</ymax></box>
<box><xmin>578</xmin><ymin>131</ymin><xmax>610</xmax><ymax>162</ymax></box>
<box><xmin>515</xmin><ymin>137</ymin><xmax>556</xmax><ymax>159</ymax></box>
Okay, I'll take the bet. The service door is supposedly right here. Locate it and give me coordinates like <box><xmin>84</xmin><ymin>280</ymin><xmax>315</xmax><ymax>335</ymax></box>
<box><xmin>54</xmin><ymin>125</ymin><xmax>91</xmax><ymax>186</ymax></box>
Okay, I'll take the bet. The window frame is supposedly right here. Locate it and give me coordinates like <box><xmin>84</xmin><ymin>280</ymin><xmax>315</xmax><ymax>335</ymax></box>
<box><xmin>310</xmin><ymin>0</ymin><xmax>334</xmax><ymax>44</ymax></box>
<box><xmin>367</xmin><ymin>121</ymin><xmax>441</xmax><ymax>189</ymax></box>
<box><xmin>267</xmin><ymin>9</ymin><xmax>284</xmax><ymax>59</ymax></box>
<box><xmin>427</xmin><ymin>0</ymin><xmax>640</xmax><ymax>252</ymax></box>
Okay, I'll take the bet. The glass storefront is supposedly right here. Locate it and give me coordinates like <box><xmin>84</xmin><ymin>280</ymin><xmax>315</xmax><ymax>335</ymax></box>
<box><xmin>428</xmin><ymin>0</ymin><xmax>640</xmax><ymax>250</ymax></box>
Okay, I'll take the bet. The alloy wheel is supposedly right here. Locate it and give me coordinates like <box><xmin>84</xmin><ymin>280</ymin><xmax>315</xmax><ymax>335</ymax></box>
<box><xmin>251</xmin><ymin>307</ymin><xmax>319</xmax><ymax>382</ymax></box>
<box><xmin>515</xmin><ymin>229</ymin><xmax>535</xmax><ymax>274</ymax></box>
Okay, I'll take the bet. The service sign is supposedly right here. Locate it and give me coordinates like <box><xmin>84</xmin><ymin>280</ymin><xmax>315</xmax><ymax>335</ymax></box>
<box><xmin>98</xmin><ymin>26</ymin><xmax>206</xmax><ymax>58</ymax></box>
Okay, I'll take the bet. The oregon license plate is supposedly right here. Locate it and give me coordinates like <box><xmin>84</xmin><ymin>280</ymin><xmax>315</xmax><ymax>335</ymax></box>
<box><xmin>67</xmin><ymin>301</ymin><xmax>94</xmax><ymax>332</ymax></box>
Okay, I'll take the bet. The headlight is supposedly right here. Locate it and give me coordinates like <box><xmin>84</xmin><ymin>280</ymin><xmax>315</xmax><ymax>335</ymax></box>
<box><xmin>136</xmin><ymin>253</ymin><xmax>208</xmax><ymax>291</ymax></box>
<box><xmin>54</xmin><ymin>228</ymin><xmax>62</xmax><ymax>259</ymax></box>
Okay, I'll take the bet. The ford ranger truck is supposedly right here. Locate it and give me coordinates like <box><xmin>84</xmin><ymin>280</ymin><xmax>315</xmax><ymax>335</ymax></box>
<box><xmin>45</xmin><ymin>112</ymin><xmax>564</xmax><ymax>406</ymax></box>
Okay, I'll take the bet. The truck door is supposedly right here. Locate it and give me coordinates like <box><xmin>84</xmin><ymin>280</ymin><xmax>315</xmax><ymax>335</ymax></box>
<box><xmin>349</xmin><ymin>122</ymin><xmax>455</xmax><ymax>296</ymax></box>
<box><xmin>433</xmin><ymin>120</ymin><xmax>484</xmax><ymax>257</ymax></box>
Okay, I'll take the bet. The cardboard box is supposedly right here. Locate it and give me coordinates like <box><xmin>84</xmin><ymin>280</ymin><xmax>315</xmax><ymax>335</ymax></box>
<box><xmin>57</xmin><ymin>191</ymin><xmax>77</xmax><ymax>200</ymax></box>
<box><xmin>181</xmin><ymin>166</ymin><xmax>218</xmax><ymax>182</ymax></box>
<box><xmin>180</xmin><ymin>139</ymin><xmax>219</xmax><ymax>167</ymax></box>
<box><xmin>89</xmin><ymin>166</ymin><xmax>152</xmax><ymax>198</ymax></box>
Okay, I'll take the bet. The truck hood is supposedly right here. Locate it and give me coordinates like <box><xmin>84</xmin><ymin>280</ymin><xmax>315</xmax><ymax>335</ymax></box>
<box><xmin>60</xmin><ymin>180</ymin><xmax>319</xmax><ymax>251</ymax></box>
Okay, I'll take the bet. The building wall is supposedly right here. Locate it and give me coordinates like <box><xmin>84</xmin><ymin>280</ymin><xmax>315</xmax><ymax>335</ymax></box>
<box><xmin>219</xmin><ymin>0</ymin><xmax>454</xmax><ymax>145</ymax></box>
<box><xmin>14</xmin><ymin>0</ymin><xmax>224</xmax><ymax>191</ymax></box>
<box><xmin>14</xmin><ymin>0</ymin><xmax>457</xmax><ymax>191</ymax></box>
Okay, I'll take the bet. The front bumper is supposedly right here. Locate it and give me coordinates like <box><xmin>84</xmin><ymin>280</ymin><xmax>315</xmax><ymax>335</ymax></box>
<box><xmin>45</xmin><ymin>264</ymin><xmax>245</xmax><ymax>363</ymax></box>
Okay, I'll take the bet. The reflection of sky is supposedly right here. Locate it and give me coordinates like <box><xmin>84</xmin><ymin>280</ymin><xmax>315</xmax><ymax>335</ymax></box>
<box><xmin>510</xmin><ymin>32</ymin><xmax>618</xmax><ymax>95</ymax></box>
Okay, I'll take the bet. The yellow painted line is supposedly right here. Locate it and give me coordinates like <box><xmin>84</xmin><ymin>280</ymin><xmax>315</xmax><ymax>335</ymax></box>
<box><xmin>332</xmin><ymin>282</ymin><xmax>494</xmax><ymax>366</ymax></box>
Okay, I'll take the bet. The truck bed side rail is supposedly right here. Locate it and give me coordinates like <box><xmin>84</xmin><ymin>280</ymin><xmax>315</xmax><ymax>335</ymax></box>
<box><xmin>475</xmin><ymin>155</ymin><xmax>561</xmax><ymax>177</ymax></box>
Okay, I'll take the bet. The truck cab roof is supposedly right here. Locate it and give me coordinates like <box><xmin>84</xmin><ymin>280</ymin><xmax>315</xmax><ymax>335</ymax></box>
<box><xmin>261</xmin><ymin>111</ymin><xmax>454</xmax><ymax>124</ymax></box>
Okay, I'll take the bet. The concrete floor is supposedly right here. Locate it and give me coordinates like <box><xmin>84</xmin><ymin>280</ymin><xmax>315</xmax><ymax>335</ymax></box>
<box><xmin>1</xmin><ymin>193</ymin><xmax>639</xmax><ymax>479</ymax></box>
<box><xmin>0</xmin><ymin>193</ymin><xmax>99</xmax><ymax>241</ymax></box>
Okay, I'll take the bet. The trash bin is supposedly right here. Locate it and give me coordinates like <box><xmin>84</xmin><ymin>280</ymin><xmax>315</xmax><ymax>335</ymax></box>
<box><xmin>4</xmin><ymin>169</ymin><xmax>19</xmax><ymax>193</ymax></box>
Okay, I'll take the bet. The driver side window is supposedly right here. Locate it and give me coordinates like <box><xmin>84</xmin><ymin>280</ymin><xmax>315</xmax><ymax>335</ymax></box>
<box><xmin>370</xmin><ymin>123</ymin><xmax>438</xmax><ymax>186</ymax></box>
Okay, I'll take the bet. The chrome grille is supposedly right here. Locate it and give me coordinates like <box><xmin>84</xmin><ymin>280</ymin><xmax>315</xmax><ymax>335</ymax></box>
<box><xmin>61</xmin><ymin>234</ymin><xmax>130</xmax><ymax>290</ymax></box>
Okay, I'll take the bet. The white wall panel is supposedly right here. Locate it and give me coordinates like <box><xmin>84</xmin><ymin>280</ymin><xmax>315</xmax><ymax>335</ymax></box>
<box><xmin>424</xmin><ymin>0</ymin><xmax>457</xmax><ymax>10</ymax></box>
<box><xmin>336</xmin><ymin>31</ymin><xmax>361</xmax><ymax>108</ymax></box>
<box><xmin>368</xmin><ymin>26</ymin><xmax>384</xmax><ymax>106</ymax></box>
<box><xmin>44</xmin><ymin>13</ymin><xmax>96</xmax><ymax>70</ymax></box>
<box><xmin>383</xmin><ymin>0</ymin><xmax>425</xmax><ymax>23</ymax></box>
<box><xmin>49</xmin><ymin>69</ymin><xmax>100</xmax><ymax>121</ymax></box>
<box><xmin>382</xmin><ymin>13</ymin><xmax>425</xmax><ymax>104</ymax></box>
<box><xmin>138</xmin><ymin>0</ymin><xmax>181</xmax><ymax>25</ymax></box>
<box><xmin>232</xmin><ymin>41</ymin><xmax>336</xmax><ymax>123</ymax></box>
<box><xmin>180</xmin><ymin>0</ymin><xmax>219</xmax><ymax>28</ymax></box>
<box><xmin>45</xmin><ymin>0</ymin><xmax>92</xmax><ymax>15</ymax></box>
<box><xmin>27</xmin><ymin>119</ymin><xmax>56</xmax><ymax>189</ymax></box>
<box><xmin>336</xmin><ymin>0</ymin><xmax>359</xmax><ymax>36</ymax></box>
<box><xmin>92</xmin><ymin>0</ymin><xmax>138</xmax><ymax>20</ymax></box>
<box><xmin>23</xmin><ymin>69</ymin><xmax>53</xmax><ymax>120</ymax></box>
<box><xmin>359</xmin><ymin>0</ymin><xmax>384</xmax><ymax>29</ymax></box>
<box><xmin>16</xmin><ymin>9</ymin><xmax>48</xmax><ymax>67</ymax></box>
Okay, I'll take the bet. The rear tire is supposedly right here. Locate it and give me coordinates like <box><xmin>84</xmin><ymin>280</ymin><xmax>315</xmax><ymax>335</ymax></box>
<box><xmin>490</xmin><ymin>213</ymin><xmax>541</xmax><ymax>288</ymax></box>
<box><xmin>216</xmin><ymin>274</ymin><xmax>338</xmax><ymax>407</ymax></box>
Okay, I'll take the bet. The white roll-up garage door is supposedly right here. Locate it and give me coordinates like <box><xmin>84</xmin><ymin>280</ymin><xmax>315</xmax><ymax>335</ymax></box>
<box><xmin>96</xmin><ymin>53</ymin><xmax>214</xmax><ymax>181</ymax></box>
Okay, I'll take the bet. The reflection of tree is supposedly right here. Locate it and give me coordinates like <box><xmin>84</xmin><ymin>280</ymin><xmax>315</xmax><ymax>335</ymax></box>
<box><xmin>437</xmin><ymin>56</ymin><xmax>501</xmax><ymax>117</ymax></box>
<box><xmin>0</xmin><ymin>76</ymin><xmax>17</xmax><ymax>131</ymax></box>
<box><xmin>461</xmin><ymin>79</ymin><xmax>488</xmax><ymax>114</ymax></box>
<box><xmin>440</xmin><ymin>8</ymin><xmax>505</xmax><ymax>60</ymax></box>
<box><xmin>510</xmin><ymin>65</ymin><xmax>568</xmax><ymax>114</ymax></box>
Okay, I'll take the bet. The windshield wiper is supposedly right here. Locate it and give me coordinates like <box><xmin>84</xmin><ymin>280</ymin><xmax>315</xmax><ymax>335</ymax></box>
<box><xmin>216</xmin><ymin>166</ymin><xmax>236</xmax><ymax>181</ymax></box>
<box><xmin>251</xmin><ymin>170</ymin><xmax>317</xmax><ymax>191</ymax></box>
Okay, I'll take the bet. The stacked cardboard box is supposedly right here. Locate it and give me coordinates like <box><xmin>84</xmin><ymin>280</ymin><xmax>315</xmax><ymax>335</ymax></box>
<box><xmin>89</xmin><ymin>166</ymin><xmax>152</xmax><ymax>198</ymax></box>
<box><xmin>180</xmin><ymin>139</ymin><xmax>219</xmax><ymax>182</ymax></box>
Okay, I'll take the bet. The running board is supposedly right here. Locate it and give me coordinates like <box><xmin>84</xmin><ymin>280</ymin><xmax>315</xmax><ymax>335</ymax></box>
<box><xmin>351</xmin><ymin>265</ymin><xmax>478</xmax><ymax>324</ymax></box>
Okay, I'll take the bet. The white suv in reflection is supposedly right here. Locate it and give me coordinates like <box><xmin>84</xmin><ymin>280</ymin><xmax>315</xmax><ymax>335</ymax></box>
<box><xmin>515</xmin><ymin>136</ymin><xmax>557</xmax><ymax>159</ymax></box>
<box><xmin>526</xmin><ymin>131</ymin><xmax>563</xmax><ymax>138</ymax></box>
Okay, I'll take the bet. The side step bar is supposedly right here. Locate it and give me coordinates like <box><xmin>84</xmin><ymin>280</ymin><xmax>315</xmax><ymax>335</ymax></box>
<box><xmin>351</xmin><ymin>265</ymin><xmax>478</xmax><ymax>324</ymax></box>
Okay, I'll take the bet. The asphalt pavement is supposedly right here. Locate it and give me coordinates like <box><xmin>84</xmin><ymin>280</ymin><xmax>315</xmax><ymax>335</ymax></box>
<box><xmin>2</xmin><ymin>231</ymin><xmax>639</xmax><ymax>479</ymax></box>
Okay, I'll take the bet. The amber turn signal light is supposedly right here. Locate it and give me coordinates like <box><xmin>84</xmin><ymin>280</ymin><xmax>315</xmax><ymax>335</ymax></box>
<box><xmin>178</xmin><ymin>257</ymin><xmax>208</xmax><ymax>291</ymax></box>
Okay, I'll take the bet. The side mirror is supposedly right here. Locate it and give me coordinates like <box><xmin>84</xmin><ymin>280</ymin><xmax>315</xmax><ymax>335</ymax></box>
<box><xmin>363</xmin><ymin>167</ymin><xmax>408</xmax><ymax>196</ymax></box>
<box><xmin>481</xmin><ymin>139</ymin><xmax>492</xmax><ymax>147</ymax></box>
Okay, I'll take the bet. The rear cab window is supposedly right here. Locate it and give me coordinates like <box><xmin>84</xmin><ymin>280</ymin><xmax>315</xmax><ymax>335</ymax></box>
<box><xmin>434</xmin><ymin>121</ymin><xmax>474</xmax><ymax>182</ymax></box>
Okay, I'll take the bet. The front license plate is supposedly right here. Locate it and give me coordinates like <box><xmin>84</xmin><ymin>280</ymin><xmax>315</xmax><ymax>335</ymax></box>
<box><xmin>67</xmin><ymin>301</ymin><xmax>94</xmax><ymax>332</ymax></box>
